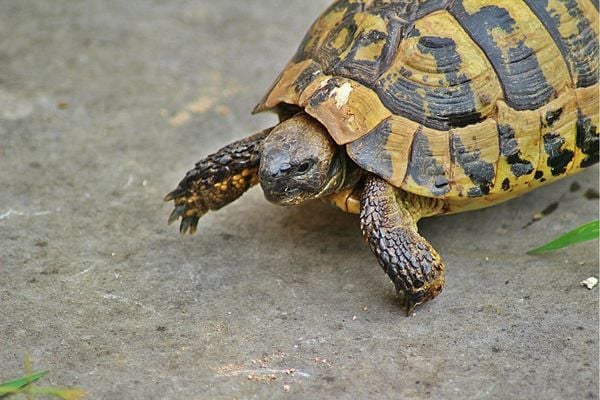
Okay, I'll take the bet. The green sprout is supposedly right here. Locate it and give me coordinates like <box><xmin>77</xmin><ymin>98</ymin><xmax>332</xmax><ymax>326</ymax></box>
<box><xmin>528</xmin><ymin>220</ymin><xmax>600</xmax><ymax>255</ymax></box>
<box><xmin>0</xmin><ymin>371</ymin><xmax>86</xmax><ymax>400</ymax></box>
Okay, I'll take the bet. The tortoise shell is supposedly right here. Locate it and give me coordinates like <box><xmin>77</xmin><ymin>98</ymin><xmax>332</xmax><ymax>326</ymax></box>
<box><xmin>253</xmin><ymin>0</ymin><xmax>599</xmax><ymax>213</ymax></box>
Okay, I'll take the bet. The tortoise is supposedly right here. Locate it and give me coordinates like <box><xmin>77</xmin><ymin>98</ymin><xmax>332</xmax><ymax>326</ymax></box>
<box><xmin>165</xmin><ymin>0</ymin><xmax>599</xmax><ymax>313</ymax></box>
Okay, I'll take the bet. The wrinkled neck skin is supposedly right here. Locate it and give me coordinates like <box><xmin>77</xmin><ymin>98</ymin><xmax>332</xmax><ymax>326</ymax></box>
<box><xmin>318</xmin><ymin>146</ymin><xmax>362</xmax><ymax>197</ymax></box>
<box><xmin>259</xmin><ymin>113</ymin><xmax>361</xmax><ymax>206</ymax></box>
<box><xmin>328</xmin><ymin>147</ymin><xmax>362</xmax><ymax>192</ymax></box>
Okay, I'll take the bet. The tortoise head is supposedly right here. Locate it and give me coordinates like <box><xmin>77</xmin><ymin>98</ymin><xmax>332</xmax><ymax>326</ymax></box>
<box><xmin>259</xmin><ymin>113</ymin><xmax>346</xmax><ymax>205</ymax></box>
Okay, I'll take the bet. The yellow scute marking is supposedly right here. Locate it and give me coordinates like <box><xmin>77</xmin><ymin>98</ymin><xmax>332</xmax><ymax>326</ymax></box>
<box><xmin>385</xmin><ymin>116</ymin><xmax>420</xmax><ymax>188</ymax></box>
<box><xmin>305</xmin><ymin>77</ymin><xmax>390</xmax><ymax>145</ymax></box>
<box><xmin>401</xmin><ymin>125</ymin><xmax>452</xmax><ymax>198</ymax></box>
<box><xmin>301</xmin><ymin>8</ymin><xmax>347</xmax><ymax>57</ymax></box>
<box><xmin>573</xmin><ymin>84</ymin><xmax>599</xmax><ymax>169</ymax></box>
<box><xmin>493</xmin><ymin>100</ymin><xmax>540</xmax><ymax>196</ymax></box>
<box><xmin>446</xmin><ymin>119</ymin><xmax>499</xmax><ymax>198</ymax></box>
<box><xmin>462</xmin><ymin>0</ymin><xmax>571</xmax><ymax>97</ymax></box>
<box><xmin>332</xmin><ymin>28</ymin><xmax>349</xmax><ymax>50</ymax></box>
<box><xmin>382</xmin><ymin>10</ymin><xmax>502</xmax><ymax>120</ymax></box>
<box><xmin>257</xmin><ymin>60</ymin><xmax>322</xmax><ymax>112</ymax></box>
<box><xmin>536</xmin><ymin>92</ymin><xmax>578</xmax><ymax>181</ymax></box>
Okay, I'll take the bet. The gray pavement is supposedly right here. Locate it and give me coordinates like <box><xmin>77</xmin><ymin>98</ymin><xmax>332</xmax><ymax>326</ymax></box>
<box><xmin>0</xmin><ymin>1</ymin><xmax>598</xmax><ymax>399</ymax></box>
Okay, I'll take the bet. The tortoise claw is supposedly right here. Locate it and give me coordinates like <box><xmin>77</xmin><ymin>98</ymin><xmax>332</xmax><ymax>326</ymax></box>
<box><xmin>188</xmin><ymin>217</ymin><xmax>200</xmax><ymax>235</ymax></box>
<box><xmin>165</xmin><ymin>188</ymin><xmax>206</xmax><ymax>234</ymax></box>
<box><xmin>400</xmin><ymin>279</ymin><xmax>444</xmax><ymax>316</ymax></box>
<box><xmin>164</xmin><ymin>189</ymin><xmax>187</xmax><ymax>202</ymax></box>
<box><xmin>403</xmin><ymin>294</ymin><xmax>421</xmax><ymax>317</ymax></box>
<box><xmin>168</xmin><ymin>205</ymin><xmax>187</xmax><ymax>225</ymax></box>
<box><xmin>179</xmin><ymin>216</ymin><xmax>200</xmax><ymax>235</ymax></box>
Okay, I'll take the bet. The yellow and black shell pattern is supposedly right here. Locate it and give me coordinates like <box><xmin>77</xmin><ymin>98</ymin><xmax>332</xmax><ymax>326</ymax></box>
<box><xmin>253</xmin><ymin>0</ymin><xmax>599</xmax><ymax>213</ymax></box>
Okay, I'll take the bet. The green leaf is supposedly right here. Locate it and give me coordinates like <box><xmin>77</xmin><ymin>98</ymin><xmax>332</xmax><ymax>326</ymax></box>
<box><xmin>0</xmin><ymin>371</ymin><xmax>48</xmax><ymax>397</ymax></box>
<box><xmin>528</xmin><ymin>220</ymin><xmax>600</xmax><ymax>255</ymax></box>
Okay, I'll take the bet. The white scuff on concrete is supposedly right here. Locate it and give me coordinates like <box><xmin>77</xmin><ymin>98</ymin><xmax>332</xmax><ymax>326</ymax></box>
<box><xmin>96</xmin><ymin>291</ymin><xmax>157</xmax><ymax>313</ymax></box>
<box><xmin>216</xmin><ymin>368</ymin><xmax>311</xmax><ymax>379</ymax></box>
<box><xmin>580</xmin><ymin>277</ymin><xmax>598</xmax><ymax>290</ymax></box>
<box><xmin>0</xmin><ymin>89</ymin><xmax>33</xmax><ymax>120</ymax></box>
<box><xmin>0</xmin><ymin>208</ymin><xmax>56</xmax><ymax>220</ymax></box>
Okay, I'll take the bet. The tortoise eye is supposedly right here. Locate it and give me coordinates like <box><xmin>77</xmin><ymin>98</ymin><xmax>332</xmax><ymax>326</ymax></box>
<box><xmin>297</xmin><ymin>160</ymin><xmax>313</xmax><ymax>174</ymax></box>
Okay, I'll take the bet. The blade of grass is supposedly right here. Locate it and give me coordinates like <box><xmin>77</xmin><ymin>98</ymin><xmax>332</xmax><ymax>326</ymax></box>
<box><xmin>0</xmin><ymin>387</ymin><xmax>86</xmax><ymax>400</ymax></box>
<box><xmin>0</xmin><ymin>371</ymin><xmax>48</xmax><ymax>397</ymax></box>
<box><xmin>528</xmin><ymin>220</ymin><xmax>600</xmax><ymax>255</ymax></box>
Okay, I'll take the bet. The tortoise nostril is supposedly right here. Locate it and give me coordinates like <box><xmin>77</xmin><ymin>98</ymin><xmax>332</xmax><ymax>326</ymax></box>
<box><xmin>267</xmin><ymin>163</ymin><xmax>292</xmax><ymax>178</ymax></box>
<box><xmin>261</xmin><ymin>149</ymin><xmax>293</xmax><ymax>179</ymax></box>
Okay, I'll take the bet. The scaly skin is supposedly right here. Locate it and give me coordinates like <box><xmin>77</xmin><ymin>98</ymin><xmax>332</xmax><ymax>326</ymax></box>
<box><xmin>360</xmin><ymin>175</ymin><xmax>446</xmax><ymax>315</ymax></box>
<box><xmin>164</xmin><ymin>128</ymin><xmax>272</xmax><ymax>234</ymax></box>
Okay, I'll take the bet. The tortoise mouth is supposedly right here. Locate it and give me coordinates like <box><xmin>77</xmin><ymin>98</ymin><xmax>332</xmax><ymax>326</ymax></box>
<box><xmin>262</xmin><ymin>186</ymin><xmax>304</xmax><ymax>205</ymax></box>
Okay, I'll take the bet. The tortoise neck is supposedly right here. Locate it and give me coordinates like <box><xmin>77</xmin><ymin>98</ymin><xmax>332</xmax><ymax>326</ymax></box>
<box><xmin>335</xmin><ymin>147</ymin><xmax>362</xmax><ymax>192</ymax></box>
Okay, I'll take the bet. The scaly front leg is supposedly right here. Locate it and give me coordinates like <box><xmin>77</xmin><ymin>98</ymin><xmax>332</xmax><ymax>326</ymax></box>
<box><xmin>360</xmin><ymin>175</ymin><xmax>446</xmax><ymax>315</ymax></box>
<box><xmin>165</xmin><ymin>128</ymin><xmax>272</xmax><ymax>234</ymax></box>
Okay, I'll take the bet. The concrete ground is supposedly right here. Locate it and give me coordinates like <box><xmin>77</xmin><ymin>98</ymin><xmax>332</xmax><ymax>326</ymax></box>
<box><xmin>0</xmin><ymin>1</ymin><xmax>598</xmax><ymax>399</ymax></box>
